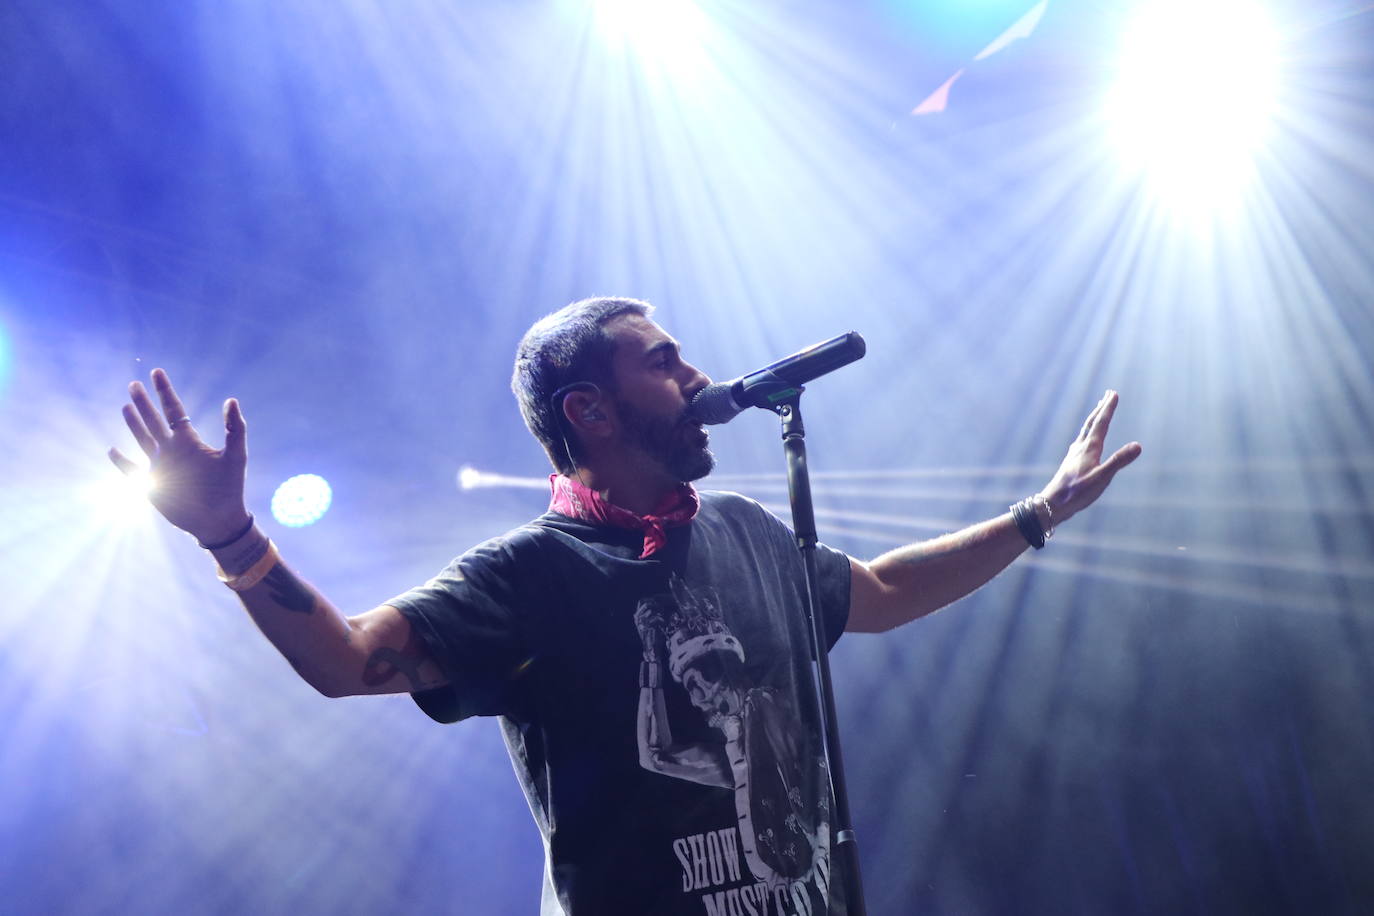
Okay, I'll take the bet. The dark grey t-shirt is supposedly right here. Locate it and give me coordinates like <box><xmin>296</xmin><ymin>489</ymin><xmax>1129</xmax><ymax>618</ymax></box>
<box><xmin>389</xmin><ymin>490</ymin><xmax>851</xmax><ymax>915</ymax></box>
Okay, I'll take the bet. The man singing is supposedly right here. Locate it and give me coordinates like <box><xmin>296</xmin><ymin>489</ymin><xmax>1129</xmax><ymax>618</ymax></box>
<box><xmin>110</xmin><ymin>296</ymin><xmax>1140</xmax><ymax>915</ymax></box>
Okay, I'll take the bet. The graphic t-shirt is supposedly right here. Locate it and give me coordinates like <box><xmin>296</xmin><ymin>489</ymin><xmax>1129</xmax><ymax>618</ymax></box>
<box><xmin>389</xmin><ymin>490</ymin><xmax>852</xmax><ymax>915</ymax></box>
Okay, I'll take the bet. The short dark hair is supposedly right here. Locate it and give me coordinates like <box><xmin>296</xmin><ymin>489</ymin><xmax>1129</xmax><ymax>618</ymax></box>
<box><xmin>512</xmin><ymin>296</ymin><xmax>654</xmax><ymax>474</ymax></box>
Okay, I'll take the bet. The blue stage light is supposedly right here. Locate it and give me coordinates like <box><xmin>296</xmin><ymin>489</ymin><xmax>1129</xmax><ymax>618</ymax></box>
<box><xmin>271</xmin><ymin>474</ymin><xmax>333</xmax><ymax>527</ymax></box>
<box><xmin>882</xmin><ymin>0</ymin><xmax>1042</xmax><ymax>52</ymax></box>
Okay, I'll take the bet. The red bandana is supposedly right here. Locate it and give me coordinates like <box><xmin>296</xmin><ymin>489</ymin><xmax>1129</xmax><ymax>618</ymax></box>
<box><xmin>548</xmin><ymin>474</ymin><xmax>700</xmax><ymax>559</ymax></box>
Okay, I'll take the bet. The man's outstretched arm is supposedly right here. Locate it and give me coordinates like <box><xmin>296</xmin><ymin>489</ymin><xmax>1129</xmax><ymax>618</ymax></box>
<box><xmin>846</xmin><ymin>390</ymin><xmax>1142</xmax><ymax>633</ymax></box>
<box><xmin>109</xmin><ymin>368</ymin><xmax>446</xmax><ymax>697</ymax></box>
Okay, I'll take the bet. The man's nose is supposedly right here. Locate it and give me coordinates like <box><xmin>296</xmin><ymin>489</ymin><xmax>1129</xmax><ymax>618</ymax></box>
<box><xmin>681</xmin><ymin>362</ymin><xmax>711</xmax><ymax>397</ymax></box>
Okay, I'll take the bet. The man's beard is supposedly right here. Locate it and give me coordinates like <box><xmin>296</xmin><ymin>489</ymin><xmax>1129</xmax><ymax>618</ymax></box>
<box><xmin>618</xmin><ymin>400</ymin><xmax>716</xmax><ymax>483</ymax></box>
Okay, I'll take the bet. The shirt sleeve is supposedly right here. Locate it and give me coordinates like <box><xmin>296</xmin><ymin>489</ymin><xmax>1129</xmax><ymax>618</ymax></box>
<box><xmin>386</xmin><ymin>528</ymin><xmax>541</xmax><ymax>723</ymax></box>
<box><xmin>740</xmin><ymin>492</ymin><xmax>851</xmax><ymax>651</ymax></box>
<box><xmin>813</xmin><ymin>539</ymin><xmax>852</xmax><ymax>651</ymax></box>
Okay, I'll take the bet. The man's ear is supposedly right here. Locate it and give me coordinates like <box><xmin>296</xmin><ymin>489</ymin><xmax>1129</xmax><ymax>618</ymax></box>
<box><xmin>562</xmin><ymin>388</ymin><xmax>612</xmax><ymax>437</ymax></box>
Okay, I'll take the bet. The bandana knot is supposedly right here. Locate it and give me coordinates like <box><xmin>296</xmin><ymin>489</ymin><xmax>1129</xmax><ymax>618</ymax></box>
<box><xmin>549</xmin><ymin>474</ymin><xmax>699</xmax><ymax>558</ymax></box>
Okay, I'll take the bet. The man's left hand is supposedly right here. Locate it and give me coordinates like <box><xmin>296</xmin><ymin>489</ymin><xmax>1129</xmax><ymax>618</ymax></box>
<box><xmin>1039</xmin><ymin>390</ymin><xmax>1142</xmax><ymax>524</ymax></box>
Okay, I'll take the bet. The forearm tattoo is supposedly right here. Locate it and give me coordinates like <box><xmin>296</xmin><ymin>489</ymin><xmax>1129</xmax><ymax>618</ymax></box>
<box><xmin>262</xmin><ymin>565</ymin><xmax>316</xmax><ymax>615</ymax></box>
<box><xmin>361</xmin><ymin>627</ymin><xmax>436</xmax><ymax>692</ymax></box>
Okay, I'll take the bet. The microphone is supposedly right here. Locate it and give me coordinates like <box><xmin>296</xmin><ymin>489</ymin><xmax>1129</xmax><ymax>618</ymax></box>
<box><xmin>690</xmin><ymin>331</ymin><xmax>866</xmax><ymax>425</ymax></box>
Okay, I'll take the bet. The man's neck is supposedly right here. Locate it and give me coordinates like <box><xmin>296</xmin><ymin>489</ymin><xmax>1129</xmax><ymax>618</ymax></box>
<box><xmin>571</xmin><ymin>466</ymin><xmax>679</xmax><ymax>516</ymax></box>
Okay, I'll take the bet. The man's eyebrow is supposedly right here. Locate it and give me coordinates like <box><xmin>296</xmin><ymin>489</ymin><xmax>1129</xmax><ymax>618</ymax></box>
<box><xmin>644</xmin><ymin>340</ymin><xmax>680</xmax><ymax>362</ymax></box>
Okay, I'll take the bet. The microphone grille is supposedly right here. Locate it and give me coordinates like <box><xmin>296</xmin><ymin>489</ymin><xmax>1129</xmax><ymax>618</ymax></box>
<box><xmin>689</xmin><ymin>383</ymin><xmax>742</xmax><ymax>425</ymax></box>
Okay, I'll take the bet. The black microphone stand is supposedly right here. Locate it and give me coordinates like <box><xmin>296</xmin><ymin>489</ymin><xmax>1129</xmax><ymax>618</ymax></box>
<box><xmin>771</xmin><ymin>389</ymin><xmax>868</xmax><ymax>916</ymax></box>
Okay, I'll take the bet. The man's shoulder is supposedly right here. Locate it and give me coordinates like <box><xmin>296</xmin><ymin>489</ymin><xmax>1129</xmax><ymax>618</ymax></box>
<box><xmin>446</xmin><ymin>513</ymin><xmax>592</xmax><ymax>564</ymax></box>
<box><xmin>508</xmin><ymin>511</ymin><xmax>646</xmax><ymax>558</ymax></box>
<box><xmin>473</xmin><ymin>517</ymin><xmax>560</xmax><ymax>548</ymax></box>
<box><xmin>698</xmin><ymin>488</ymin><xmax>763</xmax><ymax>512</ymax></box>
<box><xmin>697</xmin><ymin>489</ymin><xmax>783</xmax><ymax>530</ymax></box>
<box><xmin>440</xmin><ymin>521</ymin><xmax>550</xmax><ymax>572</ymax></box>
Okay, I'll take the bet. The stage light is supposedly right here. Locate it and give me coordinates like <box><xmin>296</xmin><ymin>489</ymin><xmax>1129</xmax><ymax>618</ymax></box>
<box><xmin>456</xmin><ymin>466</ymin><xmax>548</xmax><ymax>491</ymax></box>
<box><xmin>590</xmin><ymin>0</ymin><xmax>710</xmax><ymax>78</ymax></box>
<box><xmin>84</xmin><ymin>466</ymin><xmax>157</xmax><ymax>526</ymax></box>
<box><xmin>270</xmin><ymin>474</ymin><xmax>332</xmax><ymax>527</ymax></box>
<box><xmin>1104</xmin><ymin>0</ymin><xmax>1281</xmax><ymax>215</ymax></box>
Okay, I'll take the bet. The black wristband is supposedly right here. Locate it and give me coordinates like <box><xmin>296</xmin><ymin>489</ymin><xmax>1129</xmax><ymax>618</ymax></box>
<box><xmin>1010</xmin><ymin>498</ymin><xmax>1046</xmax><ymax>549</ymax></box>
<box><xmin>198</xmin><ymin>514</ymin><xmax>256</xmax><ymax>550</ymax></box>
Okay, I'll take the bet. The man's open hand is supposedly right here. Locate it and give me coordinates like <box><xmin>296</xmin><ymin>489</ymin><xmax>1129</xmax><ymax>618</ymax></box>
<box><xmin>108</xmin><ymin>368</ymin><xmax>251</xmax><ymax>545</ymax></box>
<box><xmin>1040</xmin><ymin>390</ymin><xmax>1142</xmax><ymax>524</ymax></box>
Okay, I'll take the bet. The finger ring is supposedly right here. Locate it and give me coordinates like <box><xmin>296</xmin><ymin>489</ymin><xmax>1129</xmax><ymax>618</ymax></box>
<box><xmin>168</xmin><ymin>416</ymin><xmax>192</xmax><ymax>427</ymax></box>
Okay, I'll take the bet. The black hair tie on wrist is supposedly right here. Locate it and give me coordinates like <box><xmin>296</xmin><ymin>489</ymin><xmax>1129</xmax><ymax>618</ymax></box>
<box><xmin>198</xmin><ymin>513</ymin><xmax>256</xmax><ymax>550</ymax></box>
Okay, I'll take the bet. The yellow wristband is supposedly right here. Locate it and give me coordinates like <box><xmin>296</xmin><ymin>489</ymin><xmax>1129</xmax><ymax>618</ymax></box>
<box><xmin>217</xmin><ymin>540</ymin><xmax>280</xmax><ymax>591</ymax></box>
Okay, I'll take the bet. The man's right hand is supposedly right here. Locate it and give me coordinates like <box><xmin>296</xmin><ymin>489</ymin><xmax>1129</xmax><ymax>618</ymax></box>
<box><xmin>108</xmin><ymin>368</ymin><xmax>251</xmax><ymax>546</ymax></box>
<box><xmin>108</xmin><ymin>368</ymin><xmax>448</xmax><ymax>699</ymax></box>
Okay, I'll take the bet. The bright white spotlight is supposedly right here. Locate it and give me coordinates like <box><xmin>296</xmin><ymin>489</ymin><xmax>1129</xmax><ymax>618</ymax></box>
<box><xmin>270</xmin><ymin>474</ymin><xmax>332</xmax><ymax>528</ymax></box>
<box><xmin>591</xmin><ymin>0</ymin><xmax>710</xmax><ymax>79</ymax></box>
<box><xmin>1104</xmin><ymin>0</ymin><xmax>1280</xmax><ymax>214</ymax></box>
<box><xmin>84</xmin><ymin>468</ymin><xmax>157</xmax><ymax>526</ymax></box>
